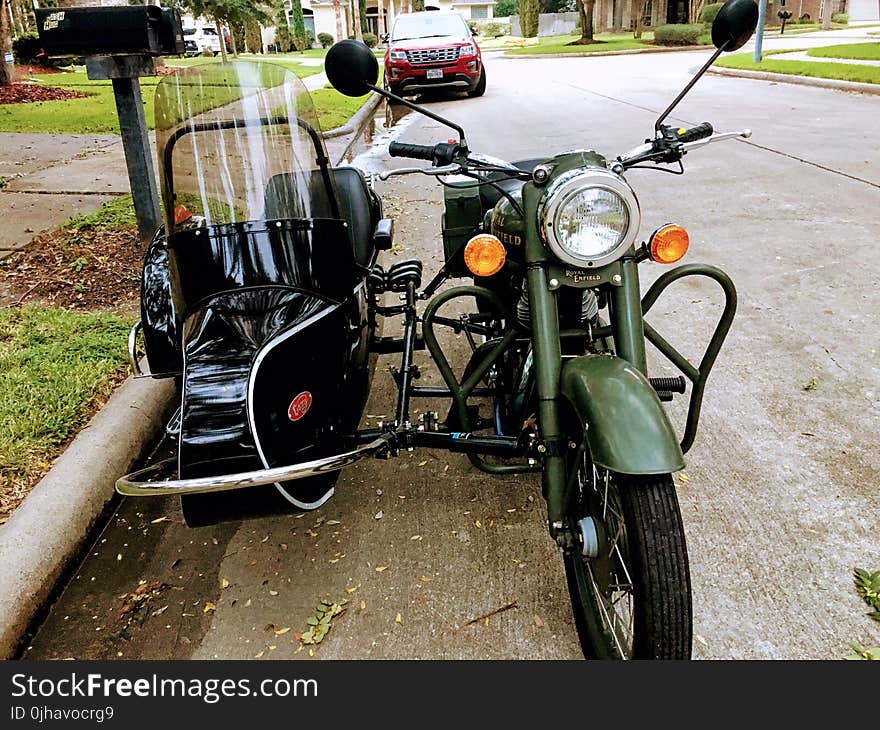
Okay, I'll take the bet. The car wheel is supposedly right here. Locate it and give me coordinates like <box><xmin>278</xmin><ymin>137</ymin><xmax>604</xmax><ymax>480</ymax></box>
<box><xmin>467</xmin><ymin>67</ymin><xmax>486</xmax><ymax>98</ymax></box>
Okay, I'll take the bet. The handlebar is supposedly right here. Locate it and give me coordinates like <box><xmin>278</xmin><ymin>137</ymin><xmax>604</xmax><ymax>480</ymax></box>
<box><xmin>388</xmin><ymin>140</ymin><xmax>462</xmax><ymax>166</ymax></box>
<box><xmin>673</xmin><ymin>122</ymin><xmax>713</xmax><ymax>144</ymax></box>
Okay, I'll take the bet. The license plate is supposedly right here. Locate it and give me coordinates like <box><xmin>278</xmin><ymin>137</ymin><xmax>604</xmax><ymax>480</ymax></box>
<box><xmin>426</xmin><ymin>69</ymin><xmax>443</xmax><ymax>80</ymax></box>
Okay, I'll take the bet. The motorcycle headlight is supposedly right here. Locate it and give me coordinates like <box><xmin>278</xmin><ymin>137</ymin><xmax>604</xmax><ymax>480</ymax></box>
<box><xmin>541</xmin><ymin>169</ymin><xmax>640</xmax><ymax>268</ymax></box>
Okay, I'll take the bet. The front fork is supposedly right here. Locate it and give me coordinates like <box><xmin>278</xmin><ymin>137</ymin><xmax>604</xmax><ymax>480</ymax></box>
<box><xmin>522</xmin><ymin>183</ymin><xmax>647</xmax><ymax>548</ymax></box>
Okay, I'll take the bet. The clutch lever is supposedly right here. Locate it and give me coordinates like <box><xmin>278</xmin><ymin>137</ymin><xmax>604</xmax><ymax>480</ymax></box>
<box><xmin>681</xmin><ymin>128</ymin><xmax>752</xmax><ymax>152</ymax></box>
<box><xmin>377</xmin><ymin>163</ymin><xmax>462</xmax><ymax>181</ymax></box>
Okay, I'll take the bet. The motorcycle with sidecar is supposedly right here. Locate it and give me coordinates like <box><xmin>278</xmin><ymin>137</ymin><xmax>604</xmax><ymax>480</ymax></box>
<box><xmin>121</xmin><ymin>0</ymin><xmax>760</xmax><ymax>659</ymax></box>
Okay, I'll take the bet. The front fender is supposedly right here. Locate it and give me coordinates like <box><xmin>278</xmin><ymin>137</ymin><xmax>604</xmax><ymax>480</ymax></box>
<box><xmin>561</xmin><ymin>354</ymin><xmax>685</xmax><ymax>475</ymax></box>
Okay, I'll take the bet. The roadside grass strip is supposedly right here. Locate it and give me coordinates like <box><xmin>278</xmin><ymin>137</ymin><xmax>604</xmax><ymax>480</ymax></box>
<box><xmin>0</xmin><ymin>305</ymin><xmax>133</xmax><ymax>523</ymax></box>
<box><xmin>505</xmin><ymin>32</ymin><xmax>659</xmax><ymax>55</ymax></box>
<box><xmin>807</xmin><ymin>42</ymin><xmax>880</xmax><ymax>60</ymax></box>
<box><xmin>716</xmin><ymin>53</ymin><xmax>880</xmax><ymax>84</ymax></box>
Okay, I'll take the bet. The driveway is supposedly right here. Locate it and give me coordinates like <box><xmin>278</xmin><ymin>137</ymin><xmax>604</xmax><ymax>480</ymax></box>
<box><xmin>25</xmin><ymin>48</ymin><xmax>880</xmax><ymax>660</ymax></box>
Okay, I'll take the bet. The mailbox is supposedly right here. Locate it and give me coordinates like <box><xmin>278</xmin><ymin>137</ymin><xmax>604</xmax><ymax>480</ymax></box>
<box><xmin>35</xmin><ymin>6</ymin><xmax>184</xmax><ymax>57</ymax></box>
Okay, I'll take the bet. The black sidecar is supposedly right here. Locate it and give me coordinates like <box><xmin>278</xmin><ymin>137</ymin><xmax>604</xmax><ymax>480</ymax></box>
<box><xmin>124</xmin><ymin>62</ymin><xmax>391</xmax><ymax>517</ymax></box>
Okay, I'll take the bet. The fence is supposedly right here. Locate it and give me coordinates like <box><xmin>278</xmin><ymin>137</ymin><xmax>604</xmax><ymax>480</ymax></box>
<box><xmin>510</xmin><ymin>12</ymin><xmax>581</xmax><ymax>37</ymax></box>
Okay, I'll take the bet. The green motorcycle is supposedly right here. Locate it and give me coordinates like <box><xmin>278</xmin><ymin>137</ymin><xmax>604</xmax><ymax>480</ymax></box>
<box><xmin>320</xmin><ymin>0</ymin><xmax>759</xmax><ymax>659</ymax></box>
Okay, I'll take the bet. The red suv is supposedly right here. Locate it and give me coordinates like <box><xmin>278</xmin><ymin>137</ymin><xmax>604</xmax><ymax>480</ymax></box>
<box><xmin>384</xmin><ymin>11</ymin><xmax>486</xmax><ymax>98</ymax></box>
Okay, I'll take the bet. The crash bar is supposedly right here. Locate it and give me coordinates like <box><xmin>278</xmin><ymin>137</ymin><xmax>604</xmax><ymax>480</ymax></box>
<box><xmin>116</xmin><ymin>434</ymin><xmax>393</xmax><ymax>497</ymax></box>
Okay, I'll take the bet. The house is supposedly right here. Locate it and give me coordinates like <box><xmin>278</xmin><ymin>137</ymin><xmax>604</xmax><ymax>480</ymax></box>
<box><xmin>271</xmin><ymin>0</ymin><xmax>496</xmax><ymax>47</ymax></box>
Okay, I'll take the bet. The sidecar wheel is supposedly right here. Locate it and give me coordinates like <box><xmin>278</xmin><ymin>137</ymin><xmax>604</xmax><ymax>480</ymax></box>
<box><xmin>563</xmin><ymin>464</ymin><xmax>692</xmax><ymax>660</ymax></box>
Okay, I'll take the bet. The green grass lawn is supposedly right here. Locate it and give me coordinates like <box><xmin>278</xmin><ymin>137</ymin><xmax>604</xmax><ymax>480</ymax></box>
<box><xmin>0</xmin><ymin>56</ymin><xmax>324</xmax><ymax>135</ymax></box>
<box><xmin>807</xmin><ymin>42</ymin><xmax>880</xmax><ymax>60</ymax></box>
<box><xmin>0</xmin><ymin>305</ymin><xmax>133</xmax><ymax>522</ymax></box>
<box><xmin>716</xmin><ymin>52</ymin><xmax>880</xmax><ymax>84</ymax></box>
<box><xmin>310</xmin><ymin>87</ymin><xmax>373</xmax><ymax>130</ymax></box>
<box><xmin>505</xmin><ymin>32</ymin><xmax>660</xmax><ymax>55</ymax></box>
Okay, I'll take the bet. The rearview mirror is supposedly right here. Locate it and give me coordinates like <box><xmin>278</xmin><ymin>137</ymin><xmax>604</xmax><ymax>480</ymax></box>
<box><xmin>712</xmin><ymin>0</ymin><xmax>759</xmax><ymax>52</ymax></box>
<box><xmin>325</xmin><ymin>40</ymin><xmax>379</xmax><ymax>98</ymax></box>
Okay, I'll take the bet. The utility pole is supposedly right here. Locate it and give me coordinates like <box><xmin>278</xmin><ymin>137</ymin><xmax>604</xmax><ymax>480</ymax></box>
<box><xmin>753</xmin><ymin>0</ymin><xmax>766</xmax><ymax>62</ymax></box>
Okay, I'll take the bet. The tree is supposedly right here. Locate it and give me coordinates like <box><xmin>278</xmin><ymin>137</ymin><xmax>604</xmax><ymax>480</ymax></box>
<box><xmin>571</xmin><ymin>0</ymin><xmax>596</xmax><ymax>44</ymax></box>
<box><xmin>520</xmin><ymin>0</ymin><xmax>539</xmax><ymax>37</ymax></box>
<box><xmin>351</xmin><ymin>0</ymin><xmax>363</xmax><ymax>40</ymax></box>
<box><xmin>412</xmin><ymin>0</ymin><xmax>425</xmax><ymax>10</ymax></box>
<box><xmin>495</xmin><ymin>0</ymin><xmax>519</xmax><ymax>17</ymax></box>
<box><xmin>0</xmin><ymin>0</ymin><xmax>14</xmax><ymax>88</ymax></box>
<box><xmin>289</xmin><ymin>0</ymin><xmax>308</xmax><ymax>50</ymax></box>
<box><xmin>331</xmin><ymin>0</ymin><xmax>345</xmax><ymax>43</ymax></box>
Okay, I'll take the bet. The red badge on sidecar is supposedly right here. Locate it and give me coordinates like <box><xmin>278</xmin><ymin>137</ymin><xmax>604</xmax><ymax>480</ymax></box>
<box><xmin>287</xmin><ymin>391</ymin><xmax>313</xmax><ymax>422</ymax></box>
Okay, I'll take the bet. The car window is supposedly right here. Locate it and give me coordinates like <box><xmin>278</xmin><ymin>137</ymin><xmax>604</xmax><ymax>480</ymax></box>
<box><xmin>391</xmin><ymin>14</ymin><xmax>468</xmax><ymax>41</ymax></box>
<box><xmin>203</xmin><ymin>27</ymin><xmax>218</xmax><ymax>35</ymax></box>
<box><xmin>183</xmin><ymin>28</ymin><xmax>196</xmax><ymax>36</ymax></box>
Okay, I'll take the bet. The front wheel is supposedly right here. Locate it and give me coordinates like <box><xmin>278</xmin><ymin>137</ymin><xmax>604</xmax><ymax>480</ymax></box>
<box><xmin>563</xmin><ymin>464</ymin><xmax>692</xmax><ymax>659</ymax></box>
<box><xmin>466</xmin><ymin>67</ymin><xmax>486</xmax><ymax>97</ymax></box>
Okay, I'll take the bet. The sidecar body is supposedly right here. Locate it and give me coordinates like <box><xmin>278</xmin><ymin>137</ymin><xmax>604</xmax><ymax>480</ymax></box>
<box><xmin>123</xmin><ymin>62</ymin><xmax>388</xmax><ymax>511</ymax></box>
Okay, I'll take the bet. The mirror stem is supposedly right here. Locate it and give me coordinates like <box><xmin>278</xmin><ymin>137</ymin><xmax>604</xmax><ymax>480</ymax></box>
<box><xmin>367</xmin><ymin>84</ymin><xmax>468</xmax><ymax>150</ymax></box>
<box><xmin>654</xmin><ymin>41</ymin><xmax>729</xmax><ymax>132</ymax></box>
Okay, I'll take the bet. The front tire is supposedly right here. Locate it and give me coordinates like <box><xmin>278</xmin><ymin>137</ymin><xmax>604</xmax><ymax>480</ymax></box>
<box><xmin>563</xmin><ymin>465</ymin><xmax>692</xmax><ymax>659</ymax></box>
<box><xmin>467</xmin><ymin>67</ymin><xmax>486</xmax><ymax>97</ymax></box>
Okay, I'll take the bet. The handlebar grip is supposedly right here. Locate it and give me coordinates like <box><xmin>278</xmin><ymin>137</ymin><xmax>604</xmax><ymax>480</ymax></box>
<box><xmin>388</xmin><ymin>141</ymin><xmax>437</xmax><ymax>161</ymax></box>
<box><xmin>676</xmin><ymin>122</ymin><xmax>714</xmax><ymax>144</ymax></box>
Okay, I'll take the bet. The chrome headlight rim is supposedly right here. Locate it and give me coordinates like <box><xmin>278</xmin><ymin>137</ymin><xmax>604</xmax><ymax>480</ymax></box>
<box><xmin>541</xmin><ymin>169</ymin><xmax>641</xmax><ymax>269</ymax></box>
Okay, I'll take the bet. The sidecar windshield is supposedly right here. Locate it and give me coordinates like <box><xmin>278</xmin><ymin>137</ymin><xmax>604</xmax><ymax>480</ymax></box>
<box><xmin>155</xmin><ymin>62</ymin><xmax>338</xmax><ymax>232</ymax></box>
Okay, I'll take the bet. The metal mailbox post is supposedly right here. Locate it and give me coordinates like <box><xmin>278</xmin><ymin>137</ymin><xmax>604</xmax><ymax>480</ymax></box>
<box><xmin>35</xmin><ymin>6</ymin><xmax>185</xmax><ymax>243</ymax></box>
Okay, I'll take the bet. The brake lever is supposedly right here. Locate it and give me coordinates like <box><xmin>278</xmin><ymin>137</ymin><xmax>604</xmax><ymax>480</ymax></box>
<box><xmin>377</xmin><ymin>163</ymin><xmax>462</xmax><ymax>181</ymax></box>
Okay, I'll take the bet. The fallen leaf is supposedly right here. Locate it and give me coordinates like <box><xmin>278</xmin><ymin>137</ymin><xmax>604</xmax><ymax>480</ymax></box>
<box><xmin>116</xmin><ymin>553</ymin><xmax>122</xmax><ymax>561</ymax></box>
<box><xmin>678</xmin><ymin>473</ymin><xmax>690</xmax><ymax>484</ymax></box>
<box><xmin>269</xmin><ymin>590</ymin><xmax>279</xmax><ymax>596</ymax></box>
<box><xmin>326</xmin><ymin>520</ymin><xmax>341</xmax><ymax>526</ymax></box>
<box><xmin>150</xmin><ymin>516</ymin><xmax>170</xmax><ymax>524</ymax></box>
<box><xmin>534</xmin><ymin>615</ymin><xmax>545</xmax><ymax>628</ymax></box>
<box><xmin>695</xmin><ymin>634</ymin><xmax>708</xmax><ymax>647</ymax></box>
<box><xmin>475</xmin><ymin>520</ymin><xmax>482</xmax><ymax>528</ymax></box>
<box><xmin>395</xmin><ymin>613</ymin><xmax>402</xmax><ymax>624</ymax></box>
<box><xmin>254</xmin><ymin>651</ymin><xmax>264</xmax><ymax>659</ymax></box>
<box><xmin>274</xmin><ymin>627</ymin><xmax>291</xmax><ymax>636</ymax></box>
<box><xmin>221</xmin><ymin>578</ymin><xmax>230</xmax><ymax>589</ymax></box>
<box><xmin>420</xmin><ymin>576</ymin><xmax>433</xmax><ymax>583</ymax></box>
<box><xmin>374</xmin><ymin>511</ymin><xmax>384</xmax><ymax>520</ymax></box>
<box><xmin>346</xmin><ymin>585</ymin><xmax>360</xmax><ymax>594</ymax></box>
<box><xmin>410</xmin><ymin>534</ymin><xmax>422</xmax><ymax>541</ymax></box>
<box><xmin>309</xmin><ymin>649</ymin><xmax>315</xmax><ymax>657</ymax></box>
<box><xmin>203</xmin><ymin>602</ymin><xmax>216</xmax><ymax>614</ymax></box>
<box><xmin>803</xmin><ymin>376</ymin><xmax>820</xmax><ymax>392</ymax></box>
<box><xmin>375</xmin><ymin>565</ymin><xmax>388</xmax><ymax>572</ymax></box>
<box><xmin>418</xmin><ymin>460</ymin><xmax>428</xmax><ymax>467</ymax></box>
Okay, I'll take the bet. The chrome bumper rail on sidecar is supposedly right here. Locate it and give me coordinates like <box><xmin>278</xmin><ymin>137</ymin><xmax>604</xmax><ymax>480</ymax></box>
<box><xmin>116</xmin><ymin>434</ymin><xmax>394</xmax><ymax>497</ymax></box>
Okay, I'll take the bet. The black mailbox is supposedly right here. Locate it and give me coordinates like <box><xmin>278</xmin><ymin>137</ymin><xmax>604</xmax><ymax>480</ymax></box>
<box><xmin>35</xmin><ymin>6</ymin><xmax>184</xmax><ymax>57</ymax></box>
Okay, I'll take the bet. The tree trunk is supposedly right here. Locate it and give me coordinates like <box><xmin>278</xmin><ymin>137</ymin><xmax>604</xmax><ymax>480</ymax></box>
<box><xmin>822</xmin><ymin>0</ymin><xmax>832</xmax><ymax>28</ymax></box>
<box><xmin>230</xmin><ymin>27</ymin><xmax>238</xmax><ymax>57</ymax></box>
<box><xmin>574</xmin><ymin>0</ymin><xmax>596</xmax><ymax>43</ymax></box>
<box><xmin>632</xmin><ymin>0</ymin><xmax>643</xmax><ymax>37</ymax></box>
<box><xmin>352</xmin><ymin>0</ymin><xmax>363</xmax><ymax>40</ymax></box>
<box><xmin>0</xmin><ymin>0</ymin><xmax>14</xmax><ymax>88</ymax></box>
<box><xmin>214</xmin><ymin>17</ymin><xmax>229</xmax><ymax>63</ymax></box>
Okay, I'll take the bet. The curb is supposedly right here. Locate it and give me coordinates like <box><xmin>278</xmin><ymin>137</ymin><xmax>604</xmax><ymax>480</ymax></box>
<box><xmin>0</xmin><ymin>374</ymin><xmax>176</xmax><ymax>659</ymax></box>
<box><xmin>708</xmin><ymin>66</ymin><xmax>880</xmax><ymax>95</ymax></box>
<box><xmin>503</xmin><ymin>44</ymin><xmax>711</xmax><ymax>59</ymax></box>
<box><xmin>0</xmin><ymin>97</ymin><xmax>379</xmax><ymax>660</ymax></box>
<box><xmin>322</xmin><ymin>94</ymin><xmax>384</xmax><ymax>139</ymax></box>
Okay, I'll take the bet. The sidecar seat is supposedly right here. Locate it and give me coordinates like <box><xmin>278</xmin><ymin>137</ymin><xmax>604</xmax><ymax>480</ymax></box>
<box><xmin>264</xmin><ymin>167</ymin><xmax>381</xmax><ymax>268</ymax></box>
<box><xmin>478</xmin><ymin>158</ymin><xmax>543</xmax><ymax>209</ymax></box>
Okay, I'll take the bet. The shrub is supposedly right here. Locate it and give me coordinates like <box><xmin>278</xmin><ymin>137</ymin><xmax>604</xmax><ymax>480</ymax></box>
<box><xmin>275</xmin><ymin>25</ymin><xmax>294</xmax><ymax>53</ymax></box>
<box><xmin>12</xmin><ymin>32</ymin><xmax>42</xmax><ymax>64</ymax></box>
<box><xmin>306</xmin><ymin>29</ymin><xmax>315</xmax><ymax>46</ymax></box>
<box><xmin>832</xmin><ymin>12</ymin><xmax>849</xmax><ymax>24</ymax></box>
<box><xmin>654</xmin><ymin>23</ymin><xmax>705</xmax><ymax>46</ymax></box>
<box><xmin>362</xmin><ymin>32</ymin><xmax>378</xmax><ymax>48</ymax></box>
<box><xmin>699</xmin><ymin>3</ymin><xmax>724</xmax><ymax>24</ymax></box>
<box><xmin>475</xmin><ymin>21</ymin><xmax>508</xmax><ymax>38</ymax></box>
<box><xmin>318</xmin><ymin>32</ymin><xmax>334</xmax><ymax>48</ymax></box>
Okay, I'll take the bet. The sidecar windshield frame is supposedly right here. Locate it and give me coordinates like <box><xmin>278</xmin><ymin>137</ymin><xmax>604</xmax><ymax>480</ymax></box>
<box><xmin>155</xmin><ymin>62</ymin><xmax>340</xmax><ymax>234</ymax></box>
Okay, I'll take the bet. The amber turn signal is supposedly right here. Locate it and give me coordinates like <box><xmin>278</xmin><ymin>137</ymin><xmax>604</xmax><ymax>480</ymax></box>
<box><xmin>174</xmin><ymin>204</ymin><xmax>193</xmax><ymax>225</ymax></box>
<box><xmin>464</xmin><ymin>234</ymin><xmax>506</xmax><ymax>277</ymax></box>
<box><xmin>649</xmin><ymin>224</ymin><xmax>689</xmax><ymax>264</ymax></box>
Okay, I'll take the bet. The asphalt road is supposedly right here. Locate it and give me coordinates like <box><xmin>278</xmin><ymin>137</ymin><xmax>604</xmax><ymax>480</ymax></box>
<box><xmin>26</xmin><ymin>48</ymin><xmax>880</xmax><ymax>660</ymax></box>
